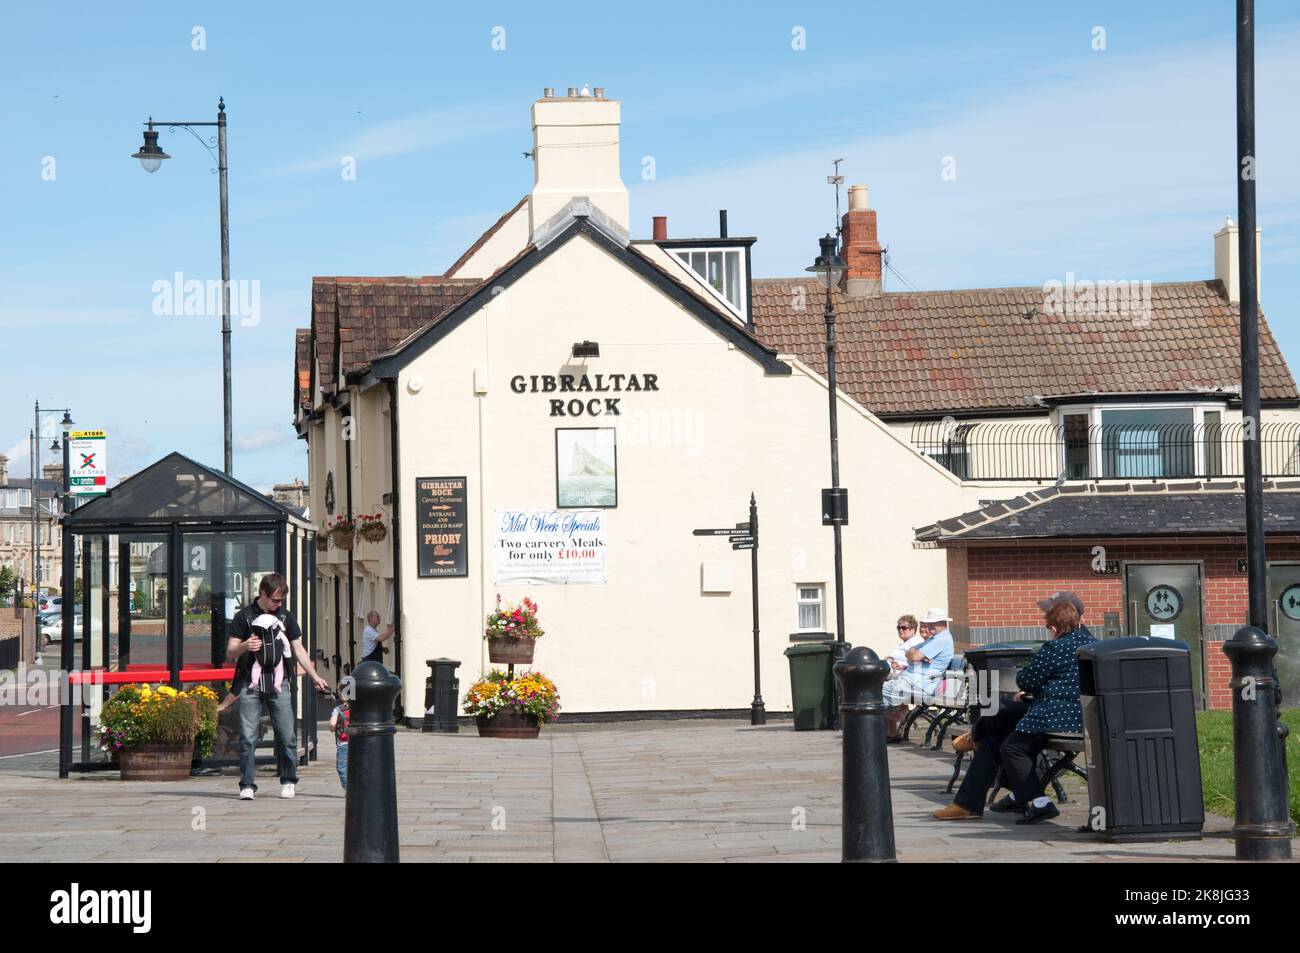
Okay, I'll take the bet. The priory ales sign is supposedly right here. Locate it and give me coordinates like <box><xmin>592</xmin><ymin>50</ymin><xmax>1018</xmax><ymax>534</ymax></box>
<box><xmin>416</xmin><ymin>477</ymin><xmax>468</xmax><ymax>578</ymax></box>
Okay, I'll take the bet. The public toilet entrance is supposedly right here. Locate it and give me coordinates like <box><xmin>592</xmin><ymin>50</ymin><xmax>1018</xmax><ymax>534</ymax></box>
<box><xmin>1267</xmin><ymin>563</ymin><xmax>1300</xmax><ymax>707</ymax></box>
<box><xmin>57</xmin><ymin>452</ymin><xmax>319</xmax><ymax>777</ymax></box>
<box><xmin>1124</xmin><ymin>562</ymin><xmax>1205</xmax><ymax>708</ymax></box>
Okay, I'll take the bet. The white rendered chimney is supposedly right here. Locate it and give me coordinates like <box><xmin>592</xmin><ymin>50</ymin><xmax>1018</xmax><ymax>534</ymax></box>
<box><xmin>1213</xmin><ymin>216</ymin><xmax>1262</xmax><ymax>305</ymax></box>
<box><xmin>529</xmin><ymin>89</ymin><xmax>629</xmax><ymax>240</ymax></box>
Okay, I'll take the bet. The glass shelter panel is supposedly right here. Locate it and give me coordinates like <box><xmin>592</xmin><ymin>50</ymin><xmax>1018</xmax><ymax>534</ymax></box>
<box><xmin>182</xmin><ymin>531</ymin><xmax>277</xmax><ymax>667</ymax></box>
<box><xmin>124</xmin><ymin>536</ymin><xmax>169</xmax><ymax>668</ymax></box>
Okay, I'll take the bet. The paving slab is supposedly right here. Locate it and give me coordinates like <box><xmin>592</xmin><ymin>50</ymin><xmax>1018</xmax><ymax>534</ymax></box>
<box><xmin>0</xmin><ymin>720</ymin><xmax>1251</xmax><ymax>863</ymax></box>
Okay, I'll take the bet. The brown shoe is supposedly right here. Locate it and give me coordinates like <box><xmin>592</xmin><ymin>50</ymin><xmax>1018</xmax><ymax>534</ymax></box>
<box><xmin>933</xmin><ymin>804</ymin><xmax>982</xmax><ymax>821</ymax></box>
<box><xmin>952</xmin><ymin>731</ymin><xmax>977</xmax><ymax>754</ymax></box>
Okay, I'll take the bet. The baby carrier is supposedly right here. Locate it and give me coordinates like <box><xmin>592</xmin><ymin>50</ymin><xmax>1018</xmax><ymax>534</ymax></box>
<box><xmin>247</xmin><ymin>612</ymin><xmax>292</xmax><ymax>694</ymax></box>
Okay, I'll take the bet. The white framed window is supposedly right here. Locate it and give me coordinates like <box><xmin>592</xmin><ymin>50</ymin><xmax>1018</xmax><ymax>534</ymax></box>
<box><xmin>670</xmin><ymin>247</ymin><xmax>747</xmax><ymax>317</ymax></box>
<box><xmin>796</xmin><ymin>584</ymin><xmax>825</xmax><ymax>632</ymax></box>
<box><xmin>1055</xmin><ymin>402</ymin><xmax>1228</xmax><ymax>479</ymax></box>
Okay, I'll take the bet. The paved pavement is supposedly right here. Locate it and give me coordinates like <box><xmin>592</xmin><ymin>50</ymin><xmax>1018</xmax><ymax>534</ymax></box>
<box><xmin>0</xmin><ymin>720</ymin><xmax>1245</xmax><ymax>863</ymax></box>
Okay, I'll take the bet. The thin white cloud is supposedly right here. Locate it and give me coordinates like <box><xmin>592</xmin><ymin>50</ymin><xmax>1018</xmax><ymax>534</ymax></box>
<box><xmin>263</xmin><ymin>101</ymin><xmax>518</xmax><ymax>177</ymax></box>
<box><xmin>631</xmin><ymin>25</ymin><xmax>1300</xmax><ymax>296</ymax></box>
<box><xmin>235</xmin><ymin>426</ymin><xmax>298</xmax><ymax>453</ymax></box>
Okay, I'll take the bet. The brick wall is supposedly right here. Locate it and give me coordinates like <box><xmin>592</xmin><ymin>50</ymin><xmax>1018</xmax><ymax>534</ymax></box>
<box><xmin>948</xmin><ymin>539</ymin><xmax>1300</xmax><ymax>710</ymax></box>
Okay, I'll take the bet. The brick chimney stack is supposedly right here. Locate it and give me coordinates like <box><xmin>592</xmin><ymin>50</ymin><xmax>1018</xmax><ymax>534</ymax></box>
<box><xmin>841</xmin><ymin>184</ymin><xmax>883</xmax><ymax>297</ymax></box>
<box><xmin>0</xmin><ymin>454</ymin><xmax>8</xmax><ymax>485</ymax></box>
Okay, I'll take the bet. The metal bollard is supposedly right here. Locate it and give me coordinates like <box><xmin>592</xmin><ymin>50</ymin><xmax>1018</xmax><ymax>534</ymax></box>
<box><xmin>344</xmin><ymin>661</ymin><xmax>402</xmax><ymax>863</ymax></box>
<box><xmin>1223</xmin><ymin>627</ymin><xmax>1294</xmax><ymax>861</ymax></box>
<box><xmin>833</xmin><ymin>646</ymin><xmax>897</xmax><ymax>863</ymax></box>
<box><xmin>423</xmin><ymin>658</ymin><xmax>461</xmax><ymax>734</ymax></box>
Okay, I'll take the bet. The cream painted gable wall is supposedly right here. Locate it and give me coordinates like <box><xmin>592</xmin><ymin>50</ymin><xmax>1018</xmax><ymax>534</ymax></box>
<box><xmin>444</xmin><ymin>200</ymin><xmax>532</xmax><ymax>281</ymax></box>
<box><xmin>391</xmin><ymin>231</ymin><xmax>976</xmax><ymax>713</ymax></box>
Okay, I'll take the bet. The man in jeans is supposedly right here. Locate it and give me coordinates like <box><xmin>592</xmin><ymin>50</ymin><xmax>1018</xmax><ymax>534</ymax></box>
<box><xmin>228</xmin><ymin>573</ymin><xmax>329</xmax><ymax>800</ymax></box>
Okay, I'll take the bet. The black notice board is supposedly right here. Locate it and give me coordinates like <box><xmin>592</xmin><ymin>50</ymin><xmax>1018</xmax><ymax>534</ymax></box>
<box><xmin>416</xmin><ymin>477</ymin><xmax>468</xmax><ymax>577</ymax></box>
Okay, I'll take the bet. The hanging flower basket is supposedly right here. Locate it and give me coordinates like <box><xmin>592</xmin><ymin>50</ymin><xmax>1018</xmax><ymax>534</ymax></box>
<box><xmin>314</xmin><ymin>534</ymin><xmax>331</xmax><ymax>552</ymax></box>
<box><xmin>328</xmin><ymin>516</ymin><xmax>356</xmax><ymax>551</ymax></box>
<box><xmin>475</xmin><ymin>710</ymin><xmax>540</xmax><ymax>739</ymax></box>
<box><xmin>357</xmin><ymin>514</ymin><xmax>387</xmax><ymax>544</ymax></box>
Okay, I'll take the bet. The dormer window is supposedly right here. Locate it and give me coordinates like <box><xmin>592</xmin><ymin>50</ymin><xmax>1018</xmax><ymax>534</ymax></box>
<box><xmin>670</xmin><ymin>247</ymin><xmax>746</xmax><ymax>317</ymax></box>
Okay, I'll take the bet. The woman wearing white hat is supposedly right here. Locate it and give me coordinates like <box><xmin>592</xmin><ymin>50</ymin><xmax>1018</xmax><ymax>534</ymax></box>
<box><xmin>882</xmin><ymin>608</ymin><xmax>954</xmax><ymax>740</ymax></box>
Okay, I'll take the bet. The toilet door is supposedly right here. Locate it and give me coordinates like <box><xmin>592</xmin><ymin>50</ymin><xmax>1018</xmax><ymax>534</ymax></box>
<box><xmin>1267</xmin><ymin>564</ymin><xmax>1300</xmax><ymax>708</ymax></box>
<box><xmin>1124</xmin><ymin>563</ymin><xmax>1205</xmax><ymax>708</ymax></box>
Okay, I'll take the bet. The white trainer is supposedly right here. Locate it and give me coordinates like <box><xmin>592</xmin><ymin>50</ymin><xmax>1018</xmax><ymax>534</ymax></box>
<box><xmin>280</xmin><ymin>783</ymin><xmax>296</xmax><ymax>799</ymax></box>
<box><xmin>239</xmin><ymin>788</ymin><xmax>255</xmax><ymax>800</ymax></box>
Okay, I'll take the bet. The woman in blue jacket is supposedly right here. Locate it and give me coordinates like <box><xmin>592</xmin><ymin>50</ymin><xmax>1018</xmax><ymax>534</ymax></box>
<box><xmin>934</xmin><ymin>592</ymin><xmax>1096</xmax><ymax>824</ymax></box>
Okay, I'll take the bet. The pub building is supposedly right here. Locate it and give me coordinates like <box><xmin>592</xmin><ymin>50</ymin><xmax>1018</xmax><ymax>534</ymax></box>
<box><xmin>295</xmin><ymin>87</ymin><xmax>1300</xmax><ymax>718</ymax></box>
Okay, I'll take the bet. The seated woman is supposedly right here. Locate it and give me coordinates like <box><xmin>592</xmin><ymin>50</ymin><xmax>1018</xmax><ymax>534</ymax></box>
<box><xmin>886</xmin><ymin>614</ymin><xmax>923</xmax><ymax>679</ymax></box>
<box><xmin>933</xmin><ymin>592</ymin><xmax>1095</xmax><ymax>824</ymax></box>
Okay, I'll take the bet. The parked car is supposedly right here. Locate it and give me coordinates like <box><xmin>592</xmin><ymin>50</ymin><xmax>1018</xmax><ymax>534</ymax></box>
<box><xmin>39</xmin><ymin>609</ymin><xmax>83</xmax><ymax>651</ymax></box>
<box><xmin>37</xmin><ymin>595</ymin><xmax>62</xmax><ymax>613</ymax></box>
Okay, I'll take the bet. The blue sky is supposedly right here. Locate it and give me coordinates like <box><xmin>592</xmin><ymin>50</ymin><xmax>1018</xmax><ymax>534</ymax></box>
<box><xmin>4</xmin><ymin>2</ymin><xmax>1299</xmax><ymax>494</ymax></box>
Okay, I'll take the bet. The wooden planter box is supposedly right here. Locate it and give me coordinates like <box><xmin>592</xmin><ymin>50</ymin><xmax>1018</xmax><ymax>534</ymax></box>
<box><xmin>119</xmin><ymin>742</ymin><xmax>194</xmax><ymax>781</ymax></box>
<box><xmin>486</xmin><ymin>635</ymin><xmax>537</xmax><ymax>664</ymax></box>
<box><xmin>476</xmin><ymin>710</ymin><xmax>541</xmax><ymax>739</ymax></box>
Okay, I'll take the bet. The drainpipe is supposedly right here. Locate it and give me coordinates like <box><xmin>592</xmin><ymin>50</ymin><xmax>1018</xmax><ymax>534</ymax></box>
<box><xmin>386</xmin><ymin>377</ymin><xmax>405</xmax><ymax>720</ymax></box>
<box><xmin>344</xmin><ymin>404</ymin><xmax>355</xmax><ymax>669</ymax></box>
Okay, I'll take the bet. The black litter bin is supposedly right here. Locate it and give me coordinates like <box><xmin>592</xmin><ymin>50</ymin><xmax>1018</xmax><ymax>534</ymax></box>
<box><xmin>1078</xmin><ymin>637</ymin><xmax>1204</xmax><ymax>841</ymax></box>
<box><xmin>963</xmin><ymin>642</ymin><xmax>1037</xmax><ymax>715</ymax></box>
<box><xmin>784</xmin><ymin>642</ymin><xmax>835</xmax><ymax>731</ymax></box>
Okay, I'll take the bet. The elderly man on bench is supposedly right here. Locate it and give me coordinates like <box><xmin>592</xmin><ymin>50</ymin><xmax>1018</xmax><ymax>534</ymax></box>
<box><xmin>933</xmin><ymin>591</ymin><xmax>1096</xmax><ymax>824</ymax></box>
<box><xmin>882</xmin><ymin>608</ymin><xmax>954</xmax><ymax>742</ymax></box>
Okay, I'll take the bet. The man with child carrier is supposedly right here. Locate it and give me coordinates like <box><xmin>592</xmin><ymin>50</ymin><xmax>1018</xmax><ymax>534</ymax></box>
<box><xmin>227</xmin><ymin>573</ymin><xmax>330</xmax><ymax>800</ymax></box>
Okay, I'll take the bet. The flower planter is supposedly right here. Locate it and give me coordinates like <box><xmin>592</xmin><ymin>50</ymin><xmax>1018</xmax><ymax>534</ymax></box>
<box><xmin>359</xmin><ymin>523</ymin><xmax>387</xmax><ymax>544</ymax></box>
<box><xmin>487</xmin><ymin>635</ymin><xmax>536</xmax><ymax>665</ymax></box>
<box><xmin>331</xmin><ymin>528</ymin><xmax>355</xmax><ymax>551</ymax></box>
<box><xmin>314</xmin><ymin>535</ymin><xmax>330</xmax><ymax>552</ymax></box>
<box><xmin>476</xmin><ymin>710</ymin><xmax>541</xmax><ymax>739</ymax></box>
<box><xmin>118</xmin><ymin>741</ymin><xmax>195</xmax><ymax>781</ymax></box>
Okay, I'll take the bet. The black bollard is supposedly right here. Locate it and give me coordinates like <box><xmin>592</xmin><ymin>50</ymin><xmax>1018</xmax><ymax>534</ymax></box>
<box><xmin>833</xmin><ymin>646</ymin><xmax>897</xmax><ymax>863</ymax></box>
<box><xmin>1223</xmin><ymin>627</ymin><xmax>1294</xmax><ymax>861</ymax></box>
<box><xmin>344</xmin><ymin>661</ymin><xmax>402</xmax><ymax>863</ymax></box>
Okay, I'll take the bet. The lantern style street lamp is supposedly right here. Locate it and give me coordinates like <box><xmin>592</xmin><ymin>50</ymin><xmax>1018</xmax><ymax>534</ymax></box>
<box><xmin>807</xmin><ymin>234</ymin><xmax>848</xmax><ymax>725</ymax></box>
<box><xmin>131</xmin><ymin>98</ymin><xmax>233</xmax><ymax>475</ymax></box>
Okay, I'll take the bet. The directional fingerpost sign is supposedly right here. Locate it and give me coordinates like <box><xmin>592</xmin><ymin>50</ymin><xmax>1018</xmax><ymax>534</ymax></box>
<box><xmin>68</xmin><ymin>430</ymin><xmax>108</xmax><ymax>496</ymax></box>
<box><xmin>692</xmin><ymin>494</ymin><xmax>765</xmax><ymax>726</ymax></box>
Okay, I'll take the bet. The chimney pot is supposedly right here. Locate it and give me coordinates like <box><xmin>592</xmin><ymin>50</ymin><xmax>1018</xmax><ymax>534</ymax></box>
<box><xmin>566</xmin><ymin>87</ymin><xmax>577</xmax><ymax>97</ymax></box>
<box><xmin>543</xmin><ymin>87</ymin><xmax>554</xmax><ymax>98</ymax></box>
<box><xmin>653</xmin><ymin>216</ymin><xmax>668</xmax><ymax>241</ymax></box>
<box><xmin>594</xmin><ymin>87</ymin><xmax>604</xmax><ymax>99</ymax></box>
<box><xmin>718</xmin><ymin>210</ymin><xmax>728</xmax><ymax>238</ymax></box>
<box><xmin>842</xmin><ymin>184</ymin><xmax>883</xmax><ymax>298</ymax></box>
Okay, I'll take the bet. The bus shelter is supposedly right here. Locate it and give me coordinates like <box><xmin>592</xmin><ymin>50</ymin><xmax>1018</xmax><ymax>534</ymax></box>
<box><xmin>57</xmin><ymin>452</ymin><xmax>319</xmax><ymax>777</ymax></box>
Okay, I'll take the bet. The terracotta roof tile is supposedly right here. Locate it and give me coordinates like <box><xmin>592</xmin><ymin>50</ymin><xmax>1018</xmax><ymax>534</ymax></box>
<box><xmin>752</xmin><ymin>279</ymin><xmax>1297</xmax><ymax>416</ymax></box>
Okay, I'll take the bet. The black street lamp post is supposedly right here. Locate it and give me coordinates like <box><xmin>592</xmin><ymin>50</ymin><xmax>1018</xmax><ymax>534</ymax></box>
<box><xmin>132</xmin><ymin>98</ymin><xmax>233</xmax><ymax>475</ymax></box>
<box><xmin>808</xmin><ymin>235</ymin><xmax>849</xmax><ymax>728</ymax></box>
<box><xmin>1230</xmin><ymin>0</ymin><xmax>1292</xmax><ymax>861</ymax></box>
<box><xmin>30</xmin><ymin>403</ymin><xmax>73</xmax><ymax>607</ymax></box>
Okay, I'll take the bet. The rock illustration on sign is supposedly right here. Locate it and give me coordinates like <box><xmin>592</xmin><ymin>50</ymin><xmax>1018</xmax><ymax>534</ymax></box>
<box><xmin>557</xmin><ymin>429</ymin><xmax>616</xmax><ymax>507</ymax></box>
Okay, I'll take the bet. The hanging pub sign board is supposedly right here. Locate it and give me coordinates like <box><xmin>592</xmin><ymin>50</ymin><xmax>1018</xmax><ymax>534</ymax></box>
<box><xmin>416</xmin><ymin>477</ymin><xmax>468</xmax><ymax>577</ymax></box>
<box><xmin>495</xmin><ymin>509</ymin><xmax>606</xmax><ymax>584</ymax></box>
<box><xmin>68</xmin><ymin>430</ymin><xmax>108</xmax><ymax>495</ymax></box>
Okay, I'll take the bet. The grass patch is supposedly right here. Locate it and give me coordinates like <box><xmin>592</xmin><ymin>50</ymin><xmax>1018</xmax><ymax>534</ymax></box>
<box><xmin>1196</xmin><ymin>708</ymin><xmax>1300</xmax><ymax>827</ymax></box>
